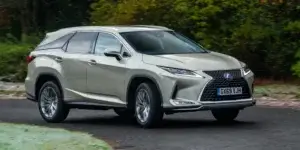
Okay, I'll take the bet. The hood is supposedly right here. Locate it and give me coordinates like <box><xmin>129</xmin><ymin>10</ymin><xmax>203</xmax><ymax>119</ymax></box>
<box><xmin>142</xmin><ymin>52</ymin><xmax>242</xmax><ymax>71</ymax></box>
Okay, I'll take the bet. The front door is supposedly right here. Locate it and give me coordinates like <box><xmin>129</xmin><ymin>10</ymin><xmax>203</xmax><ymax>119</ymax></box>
<box><xmin>86</xmin><ymin>32</ymin><xmax>128</xmax><ymax>105</ymax></box>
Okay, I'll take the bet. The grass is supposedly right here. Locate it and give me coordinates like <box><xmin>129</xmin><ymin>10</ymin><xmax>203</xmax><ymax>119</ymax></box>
<box><xmin>254</xmin><ymin>84</ymin><xmax>300</xmax><ymax>100</ymax></box>
<box><xmin>0</xmin><ymin>90</ymin><xmax>25</xmax><ymax>99</ymax></box>
<box><xmin>0</xmin><ymin>123</ymin><xmax>112</xmax><ymax>150</ymax></box>
<box><xmin>0</xmin><ymin>90</ymin><xmax>25</xmax><ymax>96</ymax></box>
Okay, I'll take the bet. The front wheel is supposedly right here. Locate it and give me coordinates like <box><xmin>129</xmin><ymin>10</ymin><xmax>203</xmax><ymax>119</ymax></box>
<box><xmin>134</xmin><ymin>82</ymin><xmax>164</xmax><ymax>128</ymax></box>
<box><xmin>211</xmin><ymin>109</ymin><xmax>240</xmax><ymax>123</ymax></box>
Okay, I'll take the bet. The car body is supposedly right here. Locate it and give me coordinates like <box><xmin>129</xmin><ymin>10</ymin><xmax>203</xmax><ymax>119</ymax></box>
<box><xmin>25</xmin><ymin>25</ymin><xmax>255</xmax><ymax>128</ymax></box>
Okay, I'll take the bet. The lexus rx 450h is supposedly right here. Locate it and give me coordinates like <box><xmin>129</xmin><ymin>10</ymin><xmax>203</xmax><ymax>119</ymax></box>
<box><xmin>25</xmin><ymin>25</ymin><xmax>255</xmax><ymax>128</ymax></box>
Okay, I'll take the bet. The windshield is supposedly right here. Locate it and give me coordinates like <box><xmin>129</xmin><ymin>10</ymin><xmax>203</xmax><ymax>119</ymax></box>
<box><xmin>120</xmin><ymin>31</ymin><xmax>207</xmax><ymax>55</ymax></box>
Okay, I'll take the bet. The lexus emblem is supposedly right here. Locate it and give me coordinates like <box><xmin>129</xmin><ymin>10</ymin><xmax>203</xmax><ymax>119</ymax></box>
<box><xmin>223</xmin><ymin>73</ymin><xmax>233</xmax><ymax>80</ymax></box>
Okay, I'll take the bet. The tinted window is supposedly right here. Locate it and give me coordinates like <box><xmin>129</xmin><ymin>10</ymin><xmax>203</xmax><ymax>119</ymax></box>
<box><xmin>37</xmin><ymin>33</ymin><xmax>74</xmax><ymax>50</ymax></box>
<box><xmin>67</xmin><ymin>32</ymin><xmax>98</xmax><ymax>54</ymax></box>
<box><xmin>120</xmin><ymin>31</ymin><xmax>207</xmax><ymax>55</ymax></box>
<box><xmin>95</xmin><ymin>33</ymin><xmax>121</xmax><ymax>55</ymax></box>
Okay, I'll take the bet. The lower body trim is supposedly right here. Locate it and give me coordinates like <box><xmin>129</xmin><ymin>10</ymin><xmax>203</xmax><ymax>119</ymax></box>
<box><xmin>26</xmin><ymin>93</ymin><xmax>37</xmax><ymax>102</ymax></box>
<box><xmin>164</xmin><ymin>98</ymin><xmax>256</xmax><ymax>113</ymax></box>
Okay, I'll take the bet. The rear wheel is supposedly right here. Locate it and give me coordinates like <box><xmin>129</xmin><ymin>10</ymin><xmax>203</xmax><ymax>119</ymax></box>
<box><xmin>38</xmin><ymin>81</ymin><xmax>69</xmax><ymax>123</ymax></box>
<box><xmin>211</xmin><ymin>109</ymin><xmax>240</xmax><ymax>123</ymax></box>
<box><xmin>134</xmin><ymin>82</ymin><xmax>163</xmax><ymax>128</ymax></box>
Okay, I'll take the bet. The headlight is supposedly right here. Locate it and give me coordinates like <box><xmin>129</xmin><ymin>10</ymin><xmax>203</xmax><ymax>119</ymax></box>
<box><xmin>158</xmin><ymin>66</ymin><xmax>203</xmax><ymax>77</ymax></box>
<box><xmin>243</xmin><ymin>65</ymin><xmax>251</xmax><ymax>75</ymax></box>
<box><xmin>240</xmin><ymin>61</ymin><xmax>251</xmax><ymax>75</ymax></box>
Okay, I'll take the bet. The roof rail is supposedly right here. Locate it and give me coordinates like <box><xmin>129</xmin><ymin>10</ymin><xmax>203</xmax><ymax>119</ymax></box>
<box><xmin>129</xmin><ymin>25</ymin><xmax>169</xmax><ymax>30</ymax></box>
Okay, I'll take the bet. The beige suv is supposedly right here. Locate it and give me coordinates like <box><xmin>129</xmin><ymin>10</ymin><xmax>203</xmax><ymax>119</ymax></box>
<box><xmin>25</xmin><ymin>25</ymin><xmax>255</xmax><ymax>128</ymax></box>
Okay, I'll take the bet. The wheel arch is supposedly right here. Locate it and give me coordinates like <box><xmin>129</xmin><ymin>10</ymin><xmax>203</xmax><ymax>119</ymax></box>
<box><xmin>35</xmin><ymin>73</ymin><xmax>63</xmax><ymax>100</ymax></box>
<box><xmin>126</xmin><ymin>75</ymin><xmax>163</xmax><ymax>110</ymax></box>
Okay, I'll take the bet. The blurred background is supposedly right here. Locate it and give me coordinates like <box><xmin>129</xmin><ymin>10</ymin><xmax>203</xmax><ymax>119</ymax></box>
<box><xmin>0</xmin><ymin>0</ymin><xmax>299</xmax><ymax>83</ymax></box>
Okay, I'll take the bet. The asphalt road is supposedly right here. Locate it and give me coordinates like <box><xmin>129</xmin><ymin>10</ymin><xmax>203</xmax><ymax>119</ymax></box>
<box><xmin>0</xmin><ymin>100</ymin><xmax>299</xmax><ymax>150</ymax></box>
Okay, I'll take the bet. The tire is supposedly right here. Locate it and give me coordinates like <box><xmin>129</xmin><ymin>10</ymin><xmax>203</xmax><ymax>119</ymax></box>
<box><xmin>211</xmin><ymin>109</ymin><xmax>240</xmax><ymax>123</ymax></box>
<box><xmin>38</xmin><ymin>81</ymin><xmax>69</xmax><ymax>123</ymax></box>
<box><xmin>134</xmin><ymin>82</ymin><xmax>164</xmax><ymax>128</ymax></box>
<box><xmin>114</xmin><ymin>108</ymin><xmax>134</xmax><ymax>118</ymax></box>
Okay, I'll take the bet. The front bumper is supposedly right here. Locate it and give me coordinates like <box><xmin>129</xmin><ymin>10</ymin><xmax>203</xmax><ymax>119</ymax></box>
<box><xmin>164</xmin><ymin>98</ymin><xmax>256</xmax><ymax>113</ymax></box>
<box><xmin>158</xmin><ymin>69</ymin><xmax>255</xmax><ymax>112</ymax></box>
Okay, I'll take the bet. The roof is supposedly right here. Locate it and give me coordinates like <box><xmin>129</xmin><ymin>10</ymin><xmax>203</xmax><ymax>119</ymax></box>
<box><xmin>40</xmin><ymin>25</ymin><xmax>171</xmax><ymax>46</ymax></box>
<box><xmin>50</xmin><ymin>25</ymin><xmax>170</xmax><ymax>34</ymax></box>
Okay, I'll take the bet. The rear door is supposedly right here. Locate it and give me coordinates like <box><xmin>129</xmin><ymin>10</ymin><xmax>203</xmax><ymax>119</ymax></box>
<box><xmin>61</xmin><ymin>32</ymin><xmax>98</xmax><ymax>95</ymax></box>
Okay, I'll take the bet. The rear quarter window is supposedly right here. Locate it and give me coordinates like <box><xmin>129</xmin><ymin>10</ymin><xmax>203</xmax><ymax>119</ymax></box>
<box><xmin>36</xmin><ymin>33</ymin><xmax>75</xmax><ymax>50</ymax></box>
<box><xmin>66</xmin><ymin>32</ymin><xmax>98</xmax><ymax>54</ymax></box>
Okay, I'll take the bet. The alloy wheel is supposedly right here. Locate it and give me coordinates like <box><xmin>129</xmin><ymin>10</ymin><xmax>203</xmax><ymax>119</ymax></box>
<box><xmin>135</xmin><ymin>88</ymin><xmax>151</xmax><ymax>123</ymax></box>
<box><xmin>40</xmin><ymin>86</ymin><xmax>59</xmax><ymax>119</ymax></box>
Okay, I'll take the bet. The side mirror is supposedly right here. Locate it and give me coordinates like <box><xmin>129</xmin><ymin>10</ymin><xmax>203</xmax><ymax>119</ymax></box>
<box><xmin>104</xmin><ymin>48</ymin><xmax>122</xmax><ymax>61</ymax></box>
<box><xmin>123</xmin><ymin>51</ymin><xmax>131</xmax><ymax>58</ymax></box>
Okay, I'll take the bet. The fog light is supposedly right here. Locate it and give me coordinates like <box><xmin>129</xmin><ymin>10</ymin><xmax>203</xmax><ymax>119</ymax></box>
<box><xmin>170</xmin><ymin>99</ymin><xmax>199</xmax><ymax>106</ymax></box>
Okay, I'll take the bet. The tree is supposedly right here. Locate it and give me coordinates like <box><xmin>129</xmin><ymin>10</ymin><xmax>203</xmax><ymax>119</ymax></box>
<box><xmin>90</xmin><ymin>0</ymin><xmax>300</xmax><ymax>78</ymax></box>
<box><xmin>0</xmin><ymin>0</ymin><xmax>93</xmax><ymax>40</ymax></box>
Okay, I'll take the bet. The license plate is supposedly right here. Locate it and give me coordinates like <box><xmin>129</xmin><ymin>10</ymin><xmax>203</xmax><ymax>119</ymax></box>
<box><xmin>217</xmin><ymin>87</ymin><xmax>242</xmax><ymax>96</ymax></box>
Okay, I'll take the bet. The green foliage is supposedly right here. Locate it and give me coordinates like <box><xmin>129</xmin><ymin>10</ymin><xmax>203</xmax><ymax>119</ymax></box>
<box><xmin>90</xmin><ymin>0</ymin><xmax>300</xmax><ymax>78</ymax></box>
<box><xmin>1</xmin><ymin>0</ymin><xmax>300</xmax><ymax>80</ymax></box>
<box><xmin>288</xmin><ymin>20</ymin><xmax>300</xmax><ymax>77</ymax></box>
<box><xmin>0</xmin><ymin>0</ymin><xmax>92</xmax><ymax>40</ymax></box>
<box><xmin>292</xmin><ymin>50</ymin><xmax>300</xmax><ymax>78</ymax></box>
<box><xmin>0</xmin><ymin>43</ymin><xmax>34</xmax><ymax>82</ymax></box>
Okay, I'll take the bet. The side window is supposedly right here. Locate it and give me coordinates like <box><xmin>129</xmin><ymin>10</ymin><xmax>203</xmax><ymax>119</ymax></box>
<box><xmin>95</xmin><ymin>32</ymin><xmax>121</xmax><ymax>55</ymax></box>
<box><xmin>37</xmin><ymin>33</ymin><xmax>74</xmax><ymax>50</ymax></box>
<box><xmin>67</xmin><ymin>32</ymin><xmax>98</xmax><ymax>54</ymax></box>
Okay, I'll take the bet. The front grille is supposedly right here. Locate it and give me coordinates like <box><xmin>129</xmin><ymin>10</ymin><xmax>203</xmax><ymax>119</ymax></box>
<box><xmin>200</xmin><ymin>69</ymin><xmax>251</xmax><ymax>101</ymax></box>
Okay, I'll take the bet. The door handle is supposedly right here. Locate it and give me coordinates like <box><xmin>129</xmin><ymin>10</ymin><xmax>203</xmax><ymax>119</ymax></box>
<box><xmin>54</xmin><ymin>57</ymin><xmax>63</xmax><ymax>62</ymax></box>
<box><xmin>88</xmin><ymin>59</ymin><xmax>97</xmax><ymax>65</ymax></box>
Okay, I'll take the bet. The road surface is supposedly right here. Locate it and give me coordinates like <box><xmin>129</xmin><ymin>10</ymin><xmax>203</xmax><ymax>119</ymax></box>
<box><xmin>0</xmin><ymin>100</ymin><xmax>299</xmax><ymax>150</ymax></box>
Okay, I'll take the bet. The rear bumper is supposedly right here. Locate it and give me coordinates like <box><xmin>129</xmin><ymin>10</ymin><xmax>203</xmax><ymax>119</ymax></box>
<box><xmin>164</xmin><ymin>98</ymin><xmax>256</xmax><ymax>113</ymax></box>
